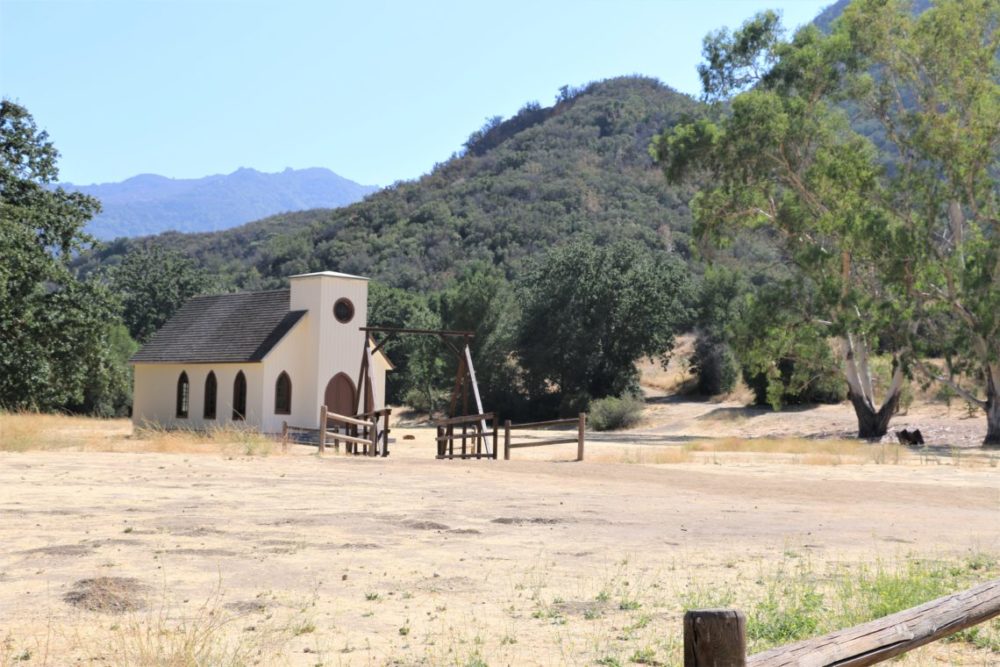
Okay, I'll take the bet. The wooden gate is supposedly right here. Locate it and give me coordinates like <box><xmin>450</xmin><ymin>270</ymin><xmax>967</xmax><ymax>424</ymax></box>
<box><xmin>435</xmin><ymin>412</ymin><xmax>498</xmax><ymax>460</ymax></box>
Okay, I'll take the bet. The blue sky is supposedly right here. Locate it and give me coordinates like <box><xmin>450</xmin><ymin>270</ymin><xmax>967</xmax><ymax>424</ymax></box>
<box><xmin>2</xmin><ymin>0</ymin><xmax>830</xmax><ymax>186</ymax></box>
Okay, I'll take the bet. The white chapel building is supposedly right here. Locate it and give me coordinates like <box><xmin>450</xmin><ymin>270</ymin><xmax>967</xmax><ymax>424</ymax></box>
<box><xmin>131</xmin><ymin>271</ymin><xmax>392</xmax><ymax>433</ymax></box>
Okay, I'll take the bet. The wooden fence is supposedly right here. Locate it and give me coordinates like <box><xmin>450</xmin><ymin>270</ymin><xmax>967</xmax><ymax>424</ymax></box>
<box><xmin>683</xmin><ymin>578</ymin><xmax>1000</xmax><ymax>666</ymax></box>
<box><xmin>503</xmin><ymin>413</ymin><xmax>586</xmax><ymax>461</ymax></box>
<box><xmin>282</xmin><ymin>404</ymin><xmax>391</xmax><ymax>457</ymax></box>
<box><xmin>435</xmin><ymin>412</ymin><xmax>498</xmax><ymax>459</ymax></box>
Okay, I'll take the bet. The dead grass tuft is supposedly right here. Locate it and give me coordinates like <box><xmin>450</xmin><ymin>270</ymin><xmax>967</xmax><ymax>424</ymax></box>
<box><xmin>683</xmin><ymin>437</ymin><xmax>911</xmax><ymax>464</ymax></box>
<box><xmin>592</xmin><ymin>447</ymin><xmax>694</xmax><ymax>464</ymax></box>
<box><xmin>64</xmin><ymin>577</ymin><xmax>150</xmax><ymax>614</ymax></box>
<box><xmin>130</xmin><ymin>423</ymin><xmax>276</xmax><ymax>456</ymax></box>
<box><xmin>106</xmin><ymin>594</ymin><xmax>298</xmax><ymax>665</ymax></box>
<box><xmin>0</xmin><ymin>411</ymin><xmax>128</xmax><ymax>452</ymax></box>
<box><xmin>0</xmin><ymin>412</ymin><xmax>277</xmax><ymax>455</ymax></box>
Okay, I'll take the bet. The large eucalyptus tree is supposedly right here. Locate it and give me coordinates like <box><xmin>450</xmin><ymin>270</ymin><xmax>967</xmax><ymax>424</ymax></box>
<box><xmin>655</xmin><ymin>0</ymin><xmax>1000</xmax><ymax>445</ymax></box>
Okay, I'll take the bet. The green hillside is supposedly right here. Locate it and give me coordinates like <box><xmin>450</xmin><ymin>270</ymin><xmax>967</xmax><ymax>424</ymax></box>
<box><xmin>80</xmin><ymin>77</ymin><xmax>704</xmax><ymax>291</ymax></box>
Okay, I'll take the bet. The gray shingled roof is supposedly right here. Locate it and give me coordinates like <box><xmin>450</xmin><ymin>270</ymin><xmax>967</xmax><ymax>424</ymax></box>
<box><xmin>131</xmin><ymin>289</ymin><xmax>306</xmax><ymax>363</ymax></box>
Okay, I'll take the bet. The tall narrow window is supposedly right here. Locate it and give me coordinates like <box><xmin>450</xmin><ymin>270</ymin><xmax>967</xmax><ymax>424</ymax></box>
<box><xmin>274</xmin><ymin>371</ymin><xmax>292</xmax><ymax>415</ymax></box>
<box><xmin>203</xmin><ymin>371</ymin><xmax>217</xmax><ymax>419</ymax></box>
<box><xmin>232</xmin><ymin>371</ymin><xmax>247</xmax><ymax>421</ymax></box>
<box><xmin>176</xmin><ymin>372</ymin><xmax>189</xmax><ymax>418</ymax></box>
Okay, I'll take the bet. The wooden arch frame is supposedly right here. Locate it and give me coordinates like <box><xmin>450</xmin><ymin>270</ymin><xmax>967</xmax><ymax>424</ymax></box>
<box><xmin>359</xmin><ymin>326</ymin><xmax>489</xmax><ymax>454</ymax></box>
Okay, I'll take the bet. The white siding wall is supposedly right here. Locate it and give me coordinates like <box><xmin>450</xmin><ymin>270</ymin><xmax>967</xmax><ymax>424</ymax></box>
<box><xmin>132</xmin><ymin>363</ymin><xmax>262</xmax><ymax>430</ymax></box>
<box><xmin>133</xmin><ymin>272</ymin><xmax>382</xmax><ymax>434</ymax></box>
<box><xmin>260</xmin><ymin>314</ymin><xmax>313</xmax><ymax>434</ymax></box>
<box><xmin>288</xmin><ymin>273</ymin><xmax>370</xmax><ymax>428</ymax></box>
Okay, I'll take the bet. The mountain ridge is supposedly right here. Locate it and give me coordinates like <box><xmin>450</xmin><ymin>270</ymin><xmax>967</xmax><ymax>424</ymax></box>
<box><xmin>62</xmin><ymin>166</ymin><xmax>379</xmax><ymax>239</ymax></box>
<box><xmin>78</xmin><ymin>76</ymin><xmax>706</xmax><ymax>291</ymax></box>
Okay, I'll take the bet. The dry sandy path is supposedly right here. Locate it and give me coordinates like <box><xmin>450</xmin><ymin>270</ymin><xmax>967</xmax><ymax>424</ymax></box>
<box><xmin>1</xmin><ymin>447</ymin><xmax>998</xmax><ymax>665</ymax></box>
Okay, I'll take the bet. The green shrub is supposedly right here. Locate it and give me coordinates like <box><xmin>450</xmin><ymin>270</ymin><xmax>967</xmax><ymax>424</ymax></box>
<box><xmin>589</xmin><ymin>395</ymin><xmax>645</xmax><ymax>431</ymax></box>
<box><xmin>402</xmin><ymin>387</ymin><xmax>449</xmax><ymax>415</ymax></box>
<box><xmin>692</xmin><ymin>334</ymin><xmax>739</xmax><ymax>395</ymax></box>
<box><xmin>743</xmin><ymin>353</ymin><xmax>844</xmax><ymax>408</ymax></box>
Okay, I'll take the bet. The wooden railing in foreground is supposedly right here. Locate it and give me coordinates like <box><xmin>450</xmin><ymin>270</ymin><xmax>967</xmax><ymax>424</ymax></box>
<box><xmin>435</xmin><ymin>412</ymin><xmax>498</xmax><ymax>459</ymax></box>
<box><xmin>281</xmin><ymin>404</ymin><xmax>391</xmax><ymax>457</ymax></box>
<box><xmin>683</xmin><ymin>578</ymin><xmax>1000</xmax><ymax>666</ymax></box>
<box><xmin>503</xmin><ymin>413</ymin><xmax>586</xmax><ymax>461</ymax></box>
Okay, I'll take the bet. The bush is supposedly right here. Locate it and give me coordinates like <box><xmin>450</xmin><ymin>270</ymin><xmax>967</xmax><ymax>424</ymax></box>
<box><xmin>744</xmin><ymin>356</ymin><xmax>844</xmax><ymax>408</ymax></box>
<box><xmin>402</xmin><ymin>387</ymin><xmax>449</xmax><ymax>415</ymax></box>
<box><xmin>589</xmin><ymin>394</ymin><xmax>645</xmax><ymax>431</ymax></box>
<box><xmin>692</xmin><ymin>334</ymin><xmax>739</xmax><ymax>396</ymax></box>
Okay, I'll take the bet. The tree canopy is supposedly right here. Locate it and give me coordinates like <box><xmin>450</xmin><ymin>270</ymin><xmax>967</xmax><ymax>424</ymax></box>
<box><xmin>516</xmin><ymin>239</ymin><xmax>695</xmax><ymax>414</ymax></box>
<box><xmin>0</xmin><ymin>100</ymin><xmax>132</xmax><ymax>415</ymax></box>
<box><xmin>654</xmin><ymin>0</ymin><xmax>1000</xmax><ymax>444</ymax></box>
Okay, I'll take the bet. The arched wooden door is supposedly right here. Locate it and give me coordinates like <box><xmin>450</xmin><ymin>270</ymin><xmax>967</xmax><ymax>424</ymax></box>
<box><xmin>324</xmin><ymin>373</ymin><xmax>356</xmax><ymax>421</ymax></box>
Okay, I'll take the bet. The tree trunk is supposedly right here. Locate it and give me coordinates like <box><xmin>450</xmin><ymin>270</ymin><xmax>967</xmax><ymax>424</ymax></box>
<box><xmin>843</xmin><ymin>334</ymin><xmax>903</xmax><ymax>439</ymax></box>
<box><xmin>985</xmin><ymin>372</ymin><xmax>1000</xmax><ymax>448</ymax></box>
<box><xmin>849</xmin><ymin>385</ymin><xmax>901</xmax><ymax>439</ymax></box>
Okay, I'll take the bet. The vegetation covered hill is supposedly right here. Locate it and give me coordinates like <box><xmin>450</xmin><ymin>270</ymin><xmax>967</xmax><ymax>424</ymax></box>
<box><xmin>80</xmin><ymin>77</ymin><xmax>705</xmax><ymax>291</ymax></box>
<box><xmin>63</xmin><ymin>167</ymin><xmax>377</xmax><ymax>240</ymax></box>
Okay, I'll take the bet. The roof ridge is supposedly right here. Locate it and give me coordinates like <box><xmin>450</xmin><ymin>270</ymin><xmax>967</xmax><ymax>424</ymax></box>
<box><xmin>186</xmin><ymin>287</ymin><xmax>290</xmax><ymax>300</ymax></box>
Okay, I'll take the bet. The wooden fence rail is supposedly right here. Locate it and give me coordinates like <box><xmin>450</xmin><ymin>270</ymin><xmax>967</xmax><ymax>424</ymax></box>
<box><xmin>684</xmin><ymin>578</ymin><xmax>1000</xmax><ymax>667</ymax></box>
<box><xmin>503</xmin><ymin>412</ymin><xmax>586</xmax><ymax>461</ymax></box>
<box><xmin>281</xmin><ymin>404</ymin><xmax>390</xmax><ymax>457</ymax></box>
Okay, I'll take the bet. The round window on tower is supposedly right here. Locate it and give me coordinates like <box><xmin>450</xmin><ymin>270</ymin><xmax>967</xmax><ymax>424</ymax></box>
<box><xmin>334</xmin><ymin>298</ymin><xmax>354</xmax><ymax>324</ymax></box>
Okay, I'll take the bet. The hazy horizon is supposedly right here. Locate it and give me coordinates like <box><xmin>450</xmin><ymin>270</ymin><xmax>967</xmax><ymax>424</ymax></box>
<box><xmin>3</xmin><ymin>0</ymin><xmax>830</xmax><ymax>187</ymax></box>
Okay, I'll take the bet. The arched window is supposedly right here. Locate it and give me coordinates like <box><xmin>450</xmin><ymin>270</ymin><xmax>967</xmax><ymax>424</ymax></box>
<box><xmin>176</xmin><ymin>372</ymin><xmax>189</xmax><ymax>418</ymax></box>
<box><xmin>203</xmin><ymin>371</ymin><xmax>217</xmax><ymax>419</ymax></box>
<box><xmin>232</xmin><ymin>371</ymin><xmax>247</xmax><ymax>421</ymax></box>
<box><xmin>274</xmin><ymin>371</ymin><xmax>292</xmax><ymax>415</ymax></box>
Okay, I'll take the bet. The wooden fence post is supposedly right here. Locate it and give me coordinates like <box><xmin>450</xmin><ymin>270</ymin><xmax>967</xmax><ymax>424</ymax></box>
<box><xmin>318</xmin><ymin>405</ymin><xmax>328</xmax><ymax>454</ymax></box>
<box><xmin>370</xmin><ymin>416</ymin><xmax>378</xmax><ymax>457</ymax></box>
<box><xmin>492</xmin><ymin>413</ymin><xmax>499</xmax><ymax>460</ymax></box>
<box><xmin>577</xmin><ymin>412</ymin><xmax>586</xmax><ymax>462</ymax></box>
<box><xmin>504</xmin><ymin>419</ymin><xmax>511</xmax><ymax>460</ymax></box>
<box><xmin>684</xmin><ymin>609</ymin><xmax>746</xmax><ymax>667</ymax></box>
<box><xmin>382</xmin><ymin>410</ymin><xmax>390</xmax><ymax>457</ymax></box>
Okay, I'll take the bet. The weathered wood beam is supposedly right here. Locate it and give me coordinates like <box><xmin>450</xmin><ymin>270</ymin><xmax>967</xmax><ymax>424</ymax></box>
<box><xmin>748</xmin><ymin>579</ymin><xmax>1000</xmax><ymax>667</ymax></box>
<box><xmin>360</xmin><ymin>326</ymin><xmax>475</xmax><ymax>337</ymax></box>
<box><xmin>685</xmin><ymin>609</ymin><xmax>747</xmax><ymax>667</ymax></box>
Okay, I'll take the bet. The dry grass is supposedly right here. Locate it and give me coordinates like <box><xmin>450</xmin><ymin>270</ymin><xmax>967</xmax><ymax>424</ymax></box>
<box><xmin>636</xmin><ymin>335</ymin><xmax>696</xmax><ymax>394</ymax></box>
<box><xmin>101</xmin><ymin>588</ymin><xmax>304</xmax><ymax>666</ymax></box>
<box><xmin>593</xmin><ymin>438</ymin><xmax>913</xmax><ymax>467</ymax></box>
<box><xmin>4</xmin><ymin>582</ymin><xmax>309</xmax><ymax>667</ymax></box>
<box><xmin>0</xmin><ymin>412</ymin><xmax>123</xmax><ymax>452</ymax></box>
<box><xmin>64</xmin><ymin>577</ymin><xmax>150</xmax><ymax>613</ymax></box>
<box><xmin>0</xmin><ymin>412</ymin><xmax>277</xmax><ymax>456</ymax></box>
<box><xmin>685</xmin><ymin>437</ymin><xmax>908</xmax><ymax>465</ymax></box>
<box><xmin>591</xmin><ymin>447</ymin><xmax>694</xmax><ymax>465</ymax></box>
<box><xmin>130</xmin><ymin>422</ymin><xmax>277</xmax><ymax>456</ymax></box>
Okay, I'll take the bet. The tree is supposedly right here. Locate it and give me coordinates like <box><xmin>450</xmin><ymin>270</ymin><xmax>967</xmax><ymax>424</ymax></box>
<box><xmin>0</xmin><ymin>100</ymin><xmax>131</xmax><ymax>414</ymax></box>
<box><xmin>689</xmin><ymin>267</ymin><xmax>747</xmax><ymax>396</ymax></box>
<box><xmin>367</xmin><ymin>282</ymin><xmax>445</xmax><ymax>408</ymax></box>
<box><xmin>835</xmin><ymin>0</ymin><xmax>1000</xmax><ymax>446</ymax></box>
<box><xmin>109</xmin><ymin>244</ymin><xmax>210</xmax><ymax>343</ymax></box>
<box><xmin>653</xmin><ymin>11</ymin><xmax>908</xmax><ymax>438</ymax></box>
<box><xmin>435</xmin><ymin>264</ymin><xmax>525</xmax><ymax>418</ymax></box>
<box><xmin>515</xmin><ymin>239</ymin><xmax>694</xmax><ymax>414</ymax></box>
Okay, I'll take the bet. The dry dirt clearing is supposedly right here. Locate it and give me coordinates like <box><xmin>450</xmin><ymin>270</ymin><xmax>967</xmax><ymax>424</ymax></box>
<box><xmin>1</xmin><ymin>406</ymin><xmax>999</xmax><ymax>666</ymax></box>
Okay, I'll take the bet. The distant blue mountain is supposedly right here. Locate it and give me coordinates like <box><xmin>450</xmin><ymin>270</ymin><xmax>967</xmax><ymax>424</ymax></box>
<box><xmin>61</xmin><ymin>167</ymin><xmax>379</xmax><ymax>239</ymax></box>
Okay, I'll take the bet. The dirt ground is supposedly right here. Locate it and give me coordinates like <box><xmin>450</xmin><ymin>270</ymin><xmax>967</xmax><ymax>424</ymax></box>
<box><xmin>1</xmin><ymin>398</ymin><xmax>999</xmax><ymax>666</ymax></box>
